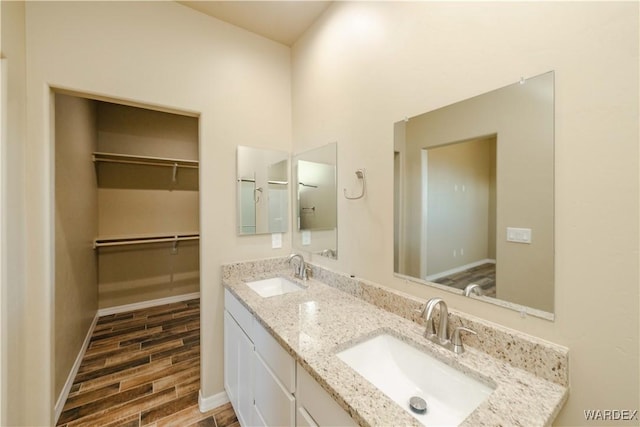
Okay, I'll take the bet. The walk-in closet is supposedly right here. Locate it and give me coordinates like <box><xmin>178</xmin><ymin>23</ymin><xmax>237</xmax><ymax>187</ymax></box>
<box><xmin>54</xmin><ymin>93</ymin><xmax>200</xmax><ymax>408</ymax></box>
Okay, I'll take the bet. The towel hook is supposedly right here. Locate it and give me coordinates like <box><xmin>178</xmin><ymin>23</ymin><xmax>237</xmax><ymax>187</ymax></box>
<box><xmin>343</xmin><ymin>169</ymin><xmax>366</xmax><ymax>200</ymax></box>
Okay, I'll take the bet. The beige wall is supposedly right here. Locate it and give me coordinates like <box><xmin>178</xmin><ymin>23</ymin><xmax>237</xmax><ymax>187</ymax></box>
<box><xmin>0</xmin><ymin>2</ymin><xmax>28</xmax><ymax>425</ymax></box>
<box><xmin>98</xmin><ymin>242</ymin><xmax>199</xmax><ymax>308</ymax></box>
<box><xmin>54</xmin><ymin>94</ymin><xmax>99</xmax><ymax>401</ymax></box>
<box><xmin>12</xmin><ymin>1</ymin><xmax>292</xmax><ymax>425</ymax></box>
<box><xmin>425</xmin><ymin>137</ymin><xmax>495</xmax><ymax>276</ymax></box>
<box><xmin>97</xmin><ymin>101</ymin><xmax>199</xmax><ymax>160</ymax></box>
<box><xmin>98</xmin><ymin>189</ymin><xmax>199</xmax><ymax>236</ymax></box>
<box><xmin>292</xmin><ymin>2</ymin><xmax>638</xmax><ymax>425</ymax></box>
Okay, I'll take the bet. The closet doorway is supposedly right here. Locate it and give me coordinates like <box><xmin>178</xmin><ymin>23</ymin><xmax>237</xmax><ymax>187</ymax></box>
<box><xmin>53</xmin><ymin>92</ymin><xmax>200</xmax><ymax>411</ymax></box>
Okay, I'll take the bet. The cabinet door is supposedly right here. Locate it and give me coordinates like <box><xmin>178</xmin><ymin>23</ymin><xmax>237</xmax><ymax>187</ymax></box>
<box><xmin>254</xmin><ymin>351</ymin><xmax>295</xmax><ymax>427</ymax></box>
<box><xmin>224</xmin><ymin>311</ymin><xmax>239</xmax><ymax>408</ymax></box>
<box><xmin>236</xmin><ymin>325</ymin><xmax>254</xmax><ymax>426</ymax></box>
<box><xmin>224</xmin><ymin>310</ymin><xmax>254</xmax><ymax>427</ymax></box>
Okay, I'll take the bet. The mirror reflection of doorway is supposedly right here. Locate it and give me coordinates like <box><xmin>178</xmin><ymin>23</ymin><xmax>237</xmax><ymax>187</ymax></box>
<box><xmin>423</xmin><ymin>135</ymin><xmax>497</xmax><ymax>296</ymax></box>
<box><xmin>393</xmin><ymin>151</ymin><xmax>402</xmax><ymax>273</ymax></box>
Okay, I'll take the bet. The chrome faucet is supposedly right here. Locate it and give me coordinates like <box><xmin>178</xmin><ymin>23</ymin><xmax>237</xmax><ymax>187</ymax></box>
<box><xmin>422</xmin><ymin>297</ymin><xmax>449</xmax><ymax>345</ymax></box>
<box><xmin>420</xmin><ymin>297</ymin><xmax>477</xmax><ymax>354</ymax></box>
<box><xmin>287</xmin><ymin>253</ymin><xmax>309</xmax><ymax>280</ymax></box>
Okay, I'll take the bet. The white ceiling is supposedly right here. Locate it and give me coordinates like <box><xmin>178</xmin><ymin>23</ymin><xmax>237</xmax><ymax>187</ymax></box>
<box><xmin>178</xmin><ymin>1</ymin><xmax>333</xmax><ymax>46</ymax></box>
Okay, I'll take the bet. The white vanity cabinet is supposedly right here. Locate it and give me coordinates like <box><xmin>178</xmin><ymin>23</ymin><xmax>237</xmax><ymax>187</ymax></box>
<box><xmin>224</xmin><ymin>290</ymin><xmax>296</xmax><ymax>427</ymax></box>
<box><xmin>224</xmin><ymin>289</ymin><xmax>355</xmax><ymax>427</ymax></box>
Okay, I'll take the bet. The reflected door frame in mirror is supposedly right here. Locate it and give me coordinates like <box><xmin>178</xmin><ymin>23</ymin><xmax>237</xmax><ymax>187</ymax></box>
<box><xmin>394</xmin><ymin>71</ymin><xmax>555</xmax><ymax>319</ymax></box>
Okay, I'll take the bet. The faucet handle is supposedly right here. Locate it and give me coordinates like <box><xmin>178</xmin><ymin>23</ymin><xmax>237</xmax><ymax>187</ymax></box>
<box><xmin>451</xmin><ymin>326</ymin><xmax>477</xmax><ymax>354</ymax></box>
<box><xmin>302</xmin><ymin>265</ymin><xmax>312</xmax><ymax>280</ymax></box>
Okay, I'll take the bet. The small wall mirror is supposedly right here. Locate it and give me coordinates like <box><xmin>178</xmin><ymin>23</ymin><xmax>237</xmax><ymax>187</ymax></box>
<box><xmin>394</xmin><ymin>71</ymin><xmax>554</xmax><ymax>317</ymax></box>
<box><xmin>237</xmin><ymin>146</ymin><xmax>288</xmax><ymax>235</ymax></box>
<box><xmin>293</xmin><ymin>143</ymin><xmax>338</xmax><ymax>259</ymax></box>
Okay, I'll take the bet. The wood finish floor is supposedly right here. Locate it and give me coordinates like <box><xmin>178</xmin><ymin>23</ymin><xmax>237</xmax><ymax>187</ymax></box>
<box><xmin>57</xmin><ymin>299</ymin><xmax>238</xmax><ymax>427</ymax></box>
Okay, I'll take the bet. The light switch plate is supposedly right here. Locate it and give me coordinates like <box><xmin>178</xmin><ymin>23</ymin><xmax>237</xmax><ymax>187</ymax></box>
<box><xmin>506</xmin><ymin>227</ymin><xmax>532</xmax><ymax>244</ymax></box>
<box><xmin>271</xmin><ymin>233</ymin><xmax>282</xmax><ymax>249</ymax></box>
<box><xmin>302</xmin><ymin>230</ymin><xmax>311</xmax><ymax>246</ymax></box>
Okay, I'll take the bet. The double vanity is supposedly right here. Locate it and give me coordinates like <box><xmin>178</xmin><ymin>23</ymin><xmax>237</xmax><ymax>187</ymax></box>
<box><xmin>222</xmin><ymin>256</ymin><xmax>568</xmax><ymax>427</ymax></box>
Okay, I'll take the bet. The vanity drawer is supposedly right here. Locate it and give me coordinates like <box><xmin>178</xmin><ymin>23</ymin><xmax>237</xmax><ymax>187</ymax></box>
<box><xmin>224</xmin><ymin>289</ymin><xmax>253</xmax><ymax>340</ymax></box>
<box><xmin>296</xmin><ymin>363</ymin><xmax>356</xmax><ymax>427</ymax></box>
<box><xmin>254</xmin><ymin>350</ymin><xmax>295</xmax><ymax>427</ymax></box>
<box><xmin>253</xmin><ymin>318</ymin><xmax>296</xmax><ymax>393</ymax></box>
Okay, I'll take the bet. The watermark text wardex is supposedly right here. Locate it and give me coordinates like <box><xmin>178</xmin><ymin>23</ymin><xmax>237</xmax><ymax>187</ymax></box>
<box><xmin>584</xmin><ymin>409</ymin><xmax>638</xmax><ymax>421</ymax></box>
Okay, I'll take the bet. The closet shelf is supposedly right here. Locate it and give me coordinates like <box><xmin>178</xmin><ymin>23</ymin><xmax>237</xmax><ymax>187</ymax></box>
<box><xmin>94</xmin><ymin>232</ymin><xmax>200</xmax><ymax>248</ymax></box>
<box><xmin>92</xmin><ymin>152</ymin><xmax>199</xmax><ymax>169</ymax></box>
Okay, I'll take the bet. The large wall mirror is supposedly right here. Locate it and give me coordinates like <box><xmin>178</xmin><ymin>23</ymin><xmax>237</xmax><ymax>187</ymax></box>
<box><xmin>293</xmin><ymin>143</ymin><xmax>338</xmax><ymax>259</ymax></box>
<box><xmin>394</xmin><ymin>71</ymin><xmax>554</xmax><ymax>317</ymax></box>
<box><xmin>237</xmin><ymin>146</ymin><xmax>288</xmax><ymax>235</ymax></box>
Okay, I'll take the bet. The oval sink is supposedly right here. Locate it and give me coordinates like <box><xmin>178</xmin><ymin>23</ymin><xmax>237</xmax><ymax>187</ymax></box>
<box><xmin>336</xmin><ymin>333</ymin><xmax>494</xmax><ymax>426</ymax></box>
<box><xmin>246</xmin><ymin>277</ymin><xmax>305</xmax><ymax>298</ymax></box>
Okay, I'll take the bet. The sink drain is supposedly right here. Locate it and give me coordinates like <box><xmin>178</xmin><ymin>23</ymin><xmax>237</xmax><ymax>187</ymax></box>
<box><xmin>409</xmin><ymin>396</ymin><xmax>427</xmax><ymax>414</ymax></box>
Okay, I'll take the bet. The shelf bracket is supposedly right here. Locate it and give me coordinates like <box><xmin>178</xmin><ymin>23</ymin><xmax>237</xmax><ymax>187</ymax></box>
<box><xmin>172</xmin><ymin>163</ymin><xmax>178</xmax><ymax>184</ymax></box>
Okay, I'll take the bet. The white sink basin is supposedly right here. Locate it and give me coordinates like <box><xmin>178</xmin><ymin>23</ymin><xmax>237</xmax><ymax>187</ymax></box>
<box><xmin>337</xmin><ymin>334</ymin><xmax>494</xmax><ymax>426</ymax></box>
<box><xmin>246</xmin><ymin>277</ymin><xmax>305</xmax><ymax>298</ymax></box>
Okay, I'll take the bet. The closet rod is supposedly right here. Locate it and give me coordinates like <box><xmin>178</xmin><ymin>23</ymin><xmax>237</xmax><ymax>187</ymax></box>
<box><xmin>94</xmin><ymin>158</ymin><xmax>199</xmax><ymax>169</ymax></box>
<box><xmin>239</xmin><ymin>179</ymin><xmax>289</xmax><ymax>185</ymax></box>
<box><xmin>92</xmin><ymin>152</ymin><xmax>199</xmax><ymax>168</ymax></box>
<box><xmin>94</xmin><ymin>234</ymin><xmax>200</xmax><ymax>249</ymax></box>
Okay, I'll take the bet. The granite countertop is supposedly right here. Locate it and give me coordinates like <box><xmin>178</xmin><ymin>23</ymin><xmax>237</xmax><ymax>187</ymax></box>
<box><xmin>223</xmin><ymin>269</ymin><xmax>568</xmax><ymax>427</ymax></box>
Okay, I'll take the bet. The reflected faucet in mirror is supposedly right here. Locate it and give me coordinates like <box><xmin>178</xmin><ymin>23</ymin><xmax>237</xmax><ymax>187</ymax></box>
<box><xmin>464</xmin><ymin>283</ymin><xmax>483</xmax><ymax>297</ymax></box>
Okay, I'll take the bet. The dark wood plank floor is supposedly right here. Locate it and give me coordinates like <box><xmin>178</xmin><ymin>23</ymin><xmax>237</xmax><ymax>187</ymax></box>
<box><xmin>57</xmin><ymin>299</ymin><xmax>238</xmax><ymax>427</ymax></box>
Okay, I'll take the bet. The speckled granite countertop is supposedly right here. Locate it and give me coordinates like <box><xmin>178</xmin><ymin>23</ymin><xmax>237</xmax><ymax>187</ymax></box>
<box><xmin>223</xmin><ymin>266</ymin><xmax>568</xmax><ymax>427</ymax></box>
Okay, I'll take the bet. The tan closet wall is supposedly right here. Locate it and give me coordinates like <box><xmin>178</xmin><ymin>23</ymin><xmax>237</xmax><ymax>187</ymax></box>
<box><xmin>54</xmin><ymin>94</ymin><xmax>99</xmax><ymax>400</ymax></box>
<box><xmin>95</xmin><ymin>102</ymin><xmax>200</xmax><ymax>308</ymax></box>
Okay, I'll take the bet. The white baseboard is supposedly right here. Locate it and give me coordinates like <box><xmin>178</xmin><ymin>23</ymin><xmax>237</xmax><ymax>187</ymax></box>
<box><xmin>54</xmin><ymin>313</ymin><xmax>99</xmax><ymax>424</ymax></box>
<box><xmin>199</xmin><ymin>389</ymin><xmax>230</xmax><ymax>413</ymax></box>
<box><xmin>426</xmin><ymin>259</ymin><xmax>496</xmax><ymax>281</ymax></box>
<box><xmin>97</xmin><ymin>292</ymin><xmax>200</xmax><ymax>317</ymax></box>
